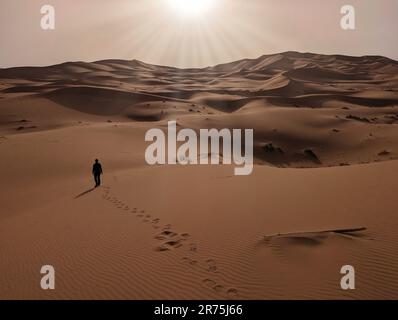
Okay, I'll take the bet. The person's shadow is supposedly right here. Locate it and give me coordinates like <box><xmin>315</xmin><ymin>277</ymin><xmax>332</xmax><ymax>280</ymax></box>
<box><xmin>74</xmin><ymin>187</ymin><xmax>96</xmax><ymax>199</ymax></box>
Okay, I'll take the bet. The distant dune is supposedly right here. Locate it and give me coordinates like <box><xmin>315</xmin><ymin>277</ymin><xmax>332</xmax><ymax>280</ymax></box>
<box><xmin>1</xmin><ymin>51</ymin><xmax>397</xmax><ymax>167</ymax></box>
<box><xmin>1</xmin><ymin>52</ymin><xmax>398</xmax><ymax>299</ymax></box>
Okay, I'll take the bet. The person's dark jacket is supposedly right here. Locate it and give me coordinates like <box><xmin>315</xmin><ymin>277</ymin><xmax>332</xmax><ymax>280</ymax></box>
<box><xmin>92</xmin><ymin>163</ymin><xmax>103</xmax><ymax>175</ymax></box>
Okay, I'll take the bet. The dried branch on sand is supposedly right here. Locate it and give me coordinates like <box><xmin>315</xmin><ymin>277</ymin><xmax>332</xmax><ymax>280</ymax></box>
<box><xmin>264</xmin><ymin>227</ymin><xmax>366</xmax><ymax>239</ymax></box>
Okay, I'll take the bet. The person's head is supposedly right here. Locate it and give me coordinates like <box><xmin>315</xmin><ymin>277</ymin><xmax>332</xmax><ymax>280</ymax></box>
<box><xmin>95</xmin><ymin>159</ymin><xmax>99</xmax><ymax>163</ymax></box>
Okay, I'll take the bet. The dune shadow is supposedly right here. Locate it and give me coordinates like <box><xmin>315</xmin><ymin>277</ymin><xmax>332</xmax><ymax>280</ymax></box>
<box><xmin>282</xmin><ymin>235</ymin><xmax>324</xmax><ymax>246</ymax></box>
<box><xmin>74</xmin><ymin>187</ymin><xmax>96</xmax><ymax>199</ymax></box>
<box><xmin>258</xmin><ymin>227</ymin><xmax>370</xmax><ymax>249</ymax></box>
<box><xmin>44</xmin><ymin>86</ymin><xmax>163</xmax><ymax>116</ymax></box>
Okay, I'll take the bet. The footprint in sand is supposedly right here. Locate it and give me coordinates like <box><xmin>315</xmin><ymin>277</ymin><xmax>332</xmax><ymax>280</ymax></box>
<box><xmin>226</xmin><ymin>288</ymin><xmax>239</xmax><ymax>298</ymax></box>
<box><xmin>205</xmin><ymin>259</ymin><xmax>218</xmax><ymax>273</ymax></box>
<box><xmin>103</xmin><ymin>190</ymin><xmax>149</xmax><ymax>220</ymax></box>
<box><xmin>156</xmin><ymin>239</ymin><xmax>183</xmax><ymax>251</ymax></box>
<box><xmin>181</xmin><ymin>257</ymin><xmax>198</xmax><ymax>267</ymax></box>
<box><xmin>143</xmin><ymin>214</ymin><xmax>151</xmax><ymax>221</ymax></box>
<box><xmin>189</xmin><ymin>243</ymin><xmax>198</xmax><ymax>252</ymax></box>
<box><xmin>202</xmin><ymin>279</ymin><xmax>239</xmax><ymax>298</ymax></box>
<box><xmin>100</xmin><ymin>189</ymin><xmax>240</xmax><ymax>297</ymax></box>
<box><xmin>151</xmin><ymin>219</ymin><xmax>160</xmax><ymax>229</ymax></box>
<box><xmin>153</xmin><ymin>228</ymin><xmax>192</xmax><ymax>251</ymax></box>
<box><xmin>154</xmin><ymin>230</ymin><xmax>178</xmax><ymax>240</ymax></box>
<box><xmin>213</xmin><ymin>285</ymin><xmax>224</xmax><ymax>293</ymax></box>
<box><xmin>182</xmin><ymin>256</ymin><xmax>218</xmax><ymax>274</ymax></box>
<box><xmin>202</xmin><ymin>278</ymin><xmax>217</xmax><ymax>287</ymax></box>
<box><xmin>202</xmin><ymin>279</ymin><xmax>223</xmax><ymax>293</ymax></box>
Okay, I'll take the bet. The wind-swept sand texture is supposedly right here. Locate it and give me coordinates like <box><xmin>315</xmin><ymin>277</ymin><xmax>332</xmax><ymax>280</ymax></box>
<box><xmin>0</xmin><ymin>52</ymin><xmax>398</xmax><ymax>299</ymax></box>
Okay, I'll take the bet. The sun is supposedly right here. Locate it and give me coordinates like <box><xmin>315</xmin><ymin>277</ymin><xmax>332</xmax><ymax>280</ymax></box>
<box><xmin>167</xmin><ymin>0</ymin><xmax>213</xmax><ymax>17</ymax></box>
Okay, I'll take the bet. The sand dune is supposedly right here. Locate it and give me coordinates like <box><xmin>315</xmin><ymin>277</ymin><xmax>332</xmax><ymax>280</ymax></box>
<box><xmin>1</xmin><ymin>51</ymin><xmax>397</xmax><ymax>167</ymax></box>
<box><xmin>0</xmin><ymin>52</ymin><xmax>398</xmax><ymax>299</ymax></box>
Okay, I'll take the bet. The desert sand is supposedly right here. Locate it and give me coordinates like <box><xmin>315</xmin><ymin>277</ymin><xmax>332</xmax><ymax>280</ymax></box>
<box><xmin>0</xmin><ymin>51</ymin><xmax>398</xmax><ymax>299</ymax></box>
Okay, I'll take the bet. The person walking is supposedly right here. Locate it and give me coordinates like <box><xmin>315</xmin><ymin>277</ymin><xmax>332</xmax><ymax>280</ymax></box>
<box><xmin>92</xmin><ymin>159</ymin><xmax>103</xmax><ymax>187</ymax></box>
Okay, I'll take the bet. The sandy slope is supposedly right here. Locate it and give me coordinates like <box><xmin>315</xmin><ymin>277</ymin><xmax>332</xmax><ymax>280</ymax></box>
<box><xmin>0</xmin><ymin>52</ymin><xmax>398</xmax><ymax>299</ymax></box>
<box><xmin>0</xmin><ymin>122</ymin><xmax>397</xmax><ymax>299</ymax></box>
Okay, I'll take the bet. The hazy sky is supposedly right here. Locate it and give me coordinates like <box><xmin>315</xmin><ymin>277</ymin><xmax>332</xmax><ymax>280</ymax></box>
<box><xmin>0</xmin><ymin>0</ymin><xmax>397</xmax><ymax>68</ymax></box>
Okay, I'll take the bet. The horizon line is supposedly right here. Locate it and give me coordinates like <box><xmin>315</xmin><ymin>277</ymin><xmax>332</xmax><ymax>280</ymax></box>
<box><xmin>1</xmin><ymin>50</ymin><xmax>397</xmax><ymax>71</ymax></box>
